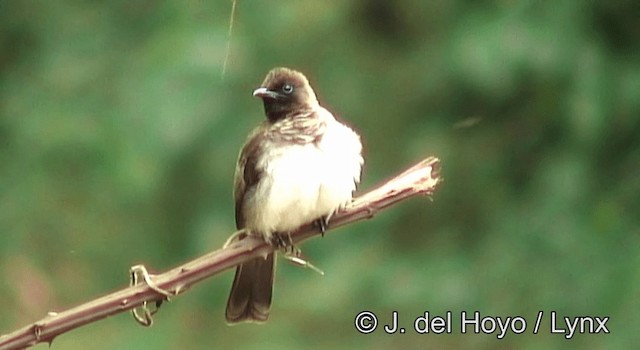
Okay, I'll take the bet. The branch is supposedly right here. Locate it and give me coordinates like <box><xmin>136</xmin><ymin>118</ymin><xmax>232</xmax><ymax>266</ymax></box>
<box><xmin>0</xmin><ymin>156</ymin><xmax>441</xmax><ymax>350</ymax></box>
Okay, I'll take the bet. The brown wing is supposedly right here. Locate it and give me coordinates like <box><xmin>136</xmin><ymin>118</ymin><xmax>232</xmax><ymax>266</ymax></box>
<box><xmin>228</xmin><ymin>125</ymin><xmax>275</xmax><ymax>324</ymax></box>
<box><xmin>233</xmin><ymin>127</ymin><xmax>265</xmax><ymax>229</ymax></box>
<box><xmin>228</xmin><ymin>110</ymin><xmax>325</xmax><ymax>324</ymax></box>
<box><xmin>234</xmin><ymin>111</ymin><xmax>324</xmax><ymax>228</ymax></box>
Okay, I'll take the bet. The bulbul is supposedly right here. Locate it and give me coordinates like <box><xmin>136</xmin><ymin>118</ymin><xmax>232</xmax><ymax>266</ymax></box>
<box><xmin>225</xmin><ymin>67</ymin><xmax>364</xmax><ymax>324</ymax></box>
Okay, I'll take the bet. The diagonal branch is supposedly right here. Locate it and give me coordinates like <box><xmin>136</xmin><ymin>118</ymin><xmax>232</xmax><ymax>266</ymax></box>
<box><xmin>0</xmin><ymin>156</ymin><xmax>441</xmax><ymax>350</ymax></box>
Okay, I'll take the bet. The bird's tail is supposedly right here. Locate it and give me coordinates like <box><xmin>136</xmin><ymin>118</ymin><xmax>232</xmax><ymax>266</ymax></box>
<box><xmin>225</xmin><ymin>253</ymin><xmax>275</xmax><ymax>324</ymax></box>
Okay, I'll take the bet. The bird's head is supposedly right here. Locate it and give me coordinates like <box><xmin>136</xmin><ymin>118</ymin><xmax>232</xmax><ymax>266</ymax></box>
<box><xmin>253</xmin><ymin>67</ymin><xmax>319</xmax><ymax>122</ymax></box>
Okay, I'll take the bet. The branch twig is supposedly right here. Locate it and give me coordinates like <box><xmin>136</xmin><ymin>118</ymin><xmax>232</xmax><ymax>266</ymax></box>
<box><xmin>0</xmin><ymin>156</ymin><xmax>441</xmax><ymax>350</ymax></box>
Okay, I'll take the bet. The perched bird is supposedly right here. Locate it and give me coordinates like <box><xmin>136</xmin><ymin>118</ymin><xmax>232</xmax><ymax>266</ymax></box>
<box><xmin>225</xmin><ymin>67</ymin><xmax>364</xmax><ymax>324</ymax></box>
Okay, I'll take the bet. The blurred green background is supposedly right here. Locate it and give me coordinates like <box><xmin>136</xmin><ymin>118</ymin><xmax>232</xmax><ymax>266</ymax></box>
<box><xmin>1</xmin><ymin>1</ymin><xmax>638</xmax><ymax>349</ymax></box>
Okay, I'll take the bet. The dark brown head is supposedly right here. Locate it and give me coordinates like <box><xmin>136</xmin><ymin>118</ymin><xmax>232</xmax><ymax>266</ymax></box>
<box><xmin>253</xmin><ymin>67</ymin><xmax>318</xmax><ymax>122</ymax></box>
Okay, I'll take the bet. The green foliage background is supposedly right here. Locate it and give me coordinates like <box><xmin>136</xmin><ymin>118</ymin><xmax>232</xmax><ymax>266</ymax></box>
<box><xmin>1</xmin><ymin>1</ymin><xmax>638</xmax><ymax>349</ymax></box>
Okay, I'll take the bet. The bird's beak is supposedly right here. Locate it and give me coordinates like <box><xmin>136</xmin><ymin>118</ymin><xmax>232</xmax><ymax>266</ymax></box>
<box><xmin>252</xmin><ymin>87</ymin><xmax>280</xmax><ymax>99</ymax></box>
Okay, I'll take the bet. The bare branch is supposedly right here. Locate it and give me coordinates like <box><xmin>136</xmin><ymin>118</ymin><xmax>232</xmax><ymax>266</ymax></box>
<box><xmin>0</xmin><ymin>156</ymin><xmax>441</xmax><ymax>350</ymax></box>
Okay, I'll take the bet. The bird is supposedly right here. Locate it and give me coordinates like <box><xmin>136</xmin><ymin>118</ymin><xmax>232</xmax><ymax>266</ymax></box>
<box><xmin>225</xmin><ymin>67</ymin><xmax>364</xmax><ymax>324</ymax></box>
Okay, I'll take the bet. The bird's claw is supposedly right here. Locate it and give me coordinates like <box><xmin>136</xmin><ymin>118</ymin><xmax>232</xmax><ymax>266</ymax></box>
<box><xmin>314</xmin><ymin>216</ymin><xmax>329</xmax><ymax>237</ymax></box>
<box><xmin>270</xmin><ymin>232</ymin><xmax>296</xmax><ymax>254</ymax></box>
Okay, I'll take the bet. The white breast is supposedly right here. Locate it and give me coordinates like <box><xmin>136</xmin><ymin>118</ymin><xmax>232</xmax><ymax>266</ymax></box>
<box><xmin>243</xmin><ymin>109</ymin><xmax>363</xmax><ymax>238</ymax></box>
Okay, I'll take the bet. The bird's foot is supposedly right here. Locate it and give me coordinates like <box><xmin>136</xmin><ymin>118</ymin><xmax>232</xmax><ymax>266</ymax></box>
<box><xmin>270</xmin><ymin>231</ymin><xmax>295</xmax><ymax>253</ymax></box>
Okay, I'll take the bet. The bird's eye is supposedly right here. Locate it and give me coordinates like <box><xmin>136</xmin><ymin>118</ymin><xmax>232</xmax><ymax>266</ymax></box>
<box><xmin>282</xmin><ymin>84</ymin><xmax>294</xmax><ymax>94</ymax></box>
